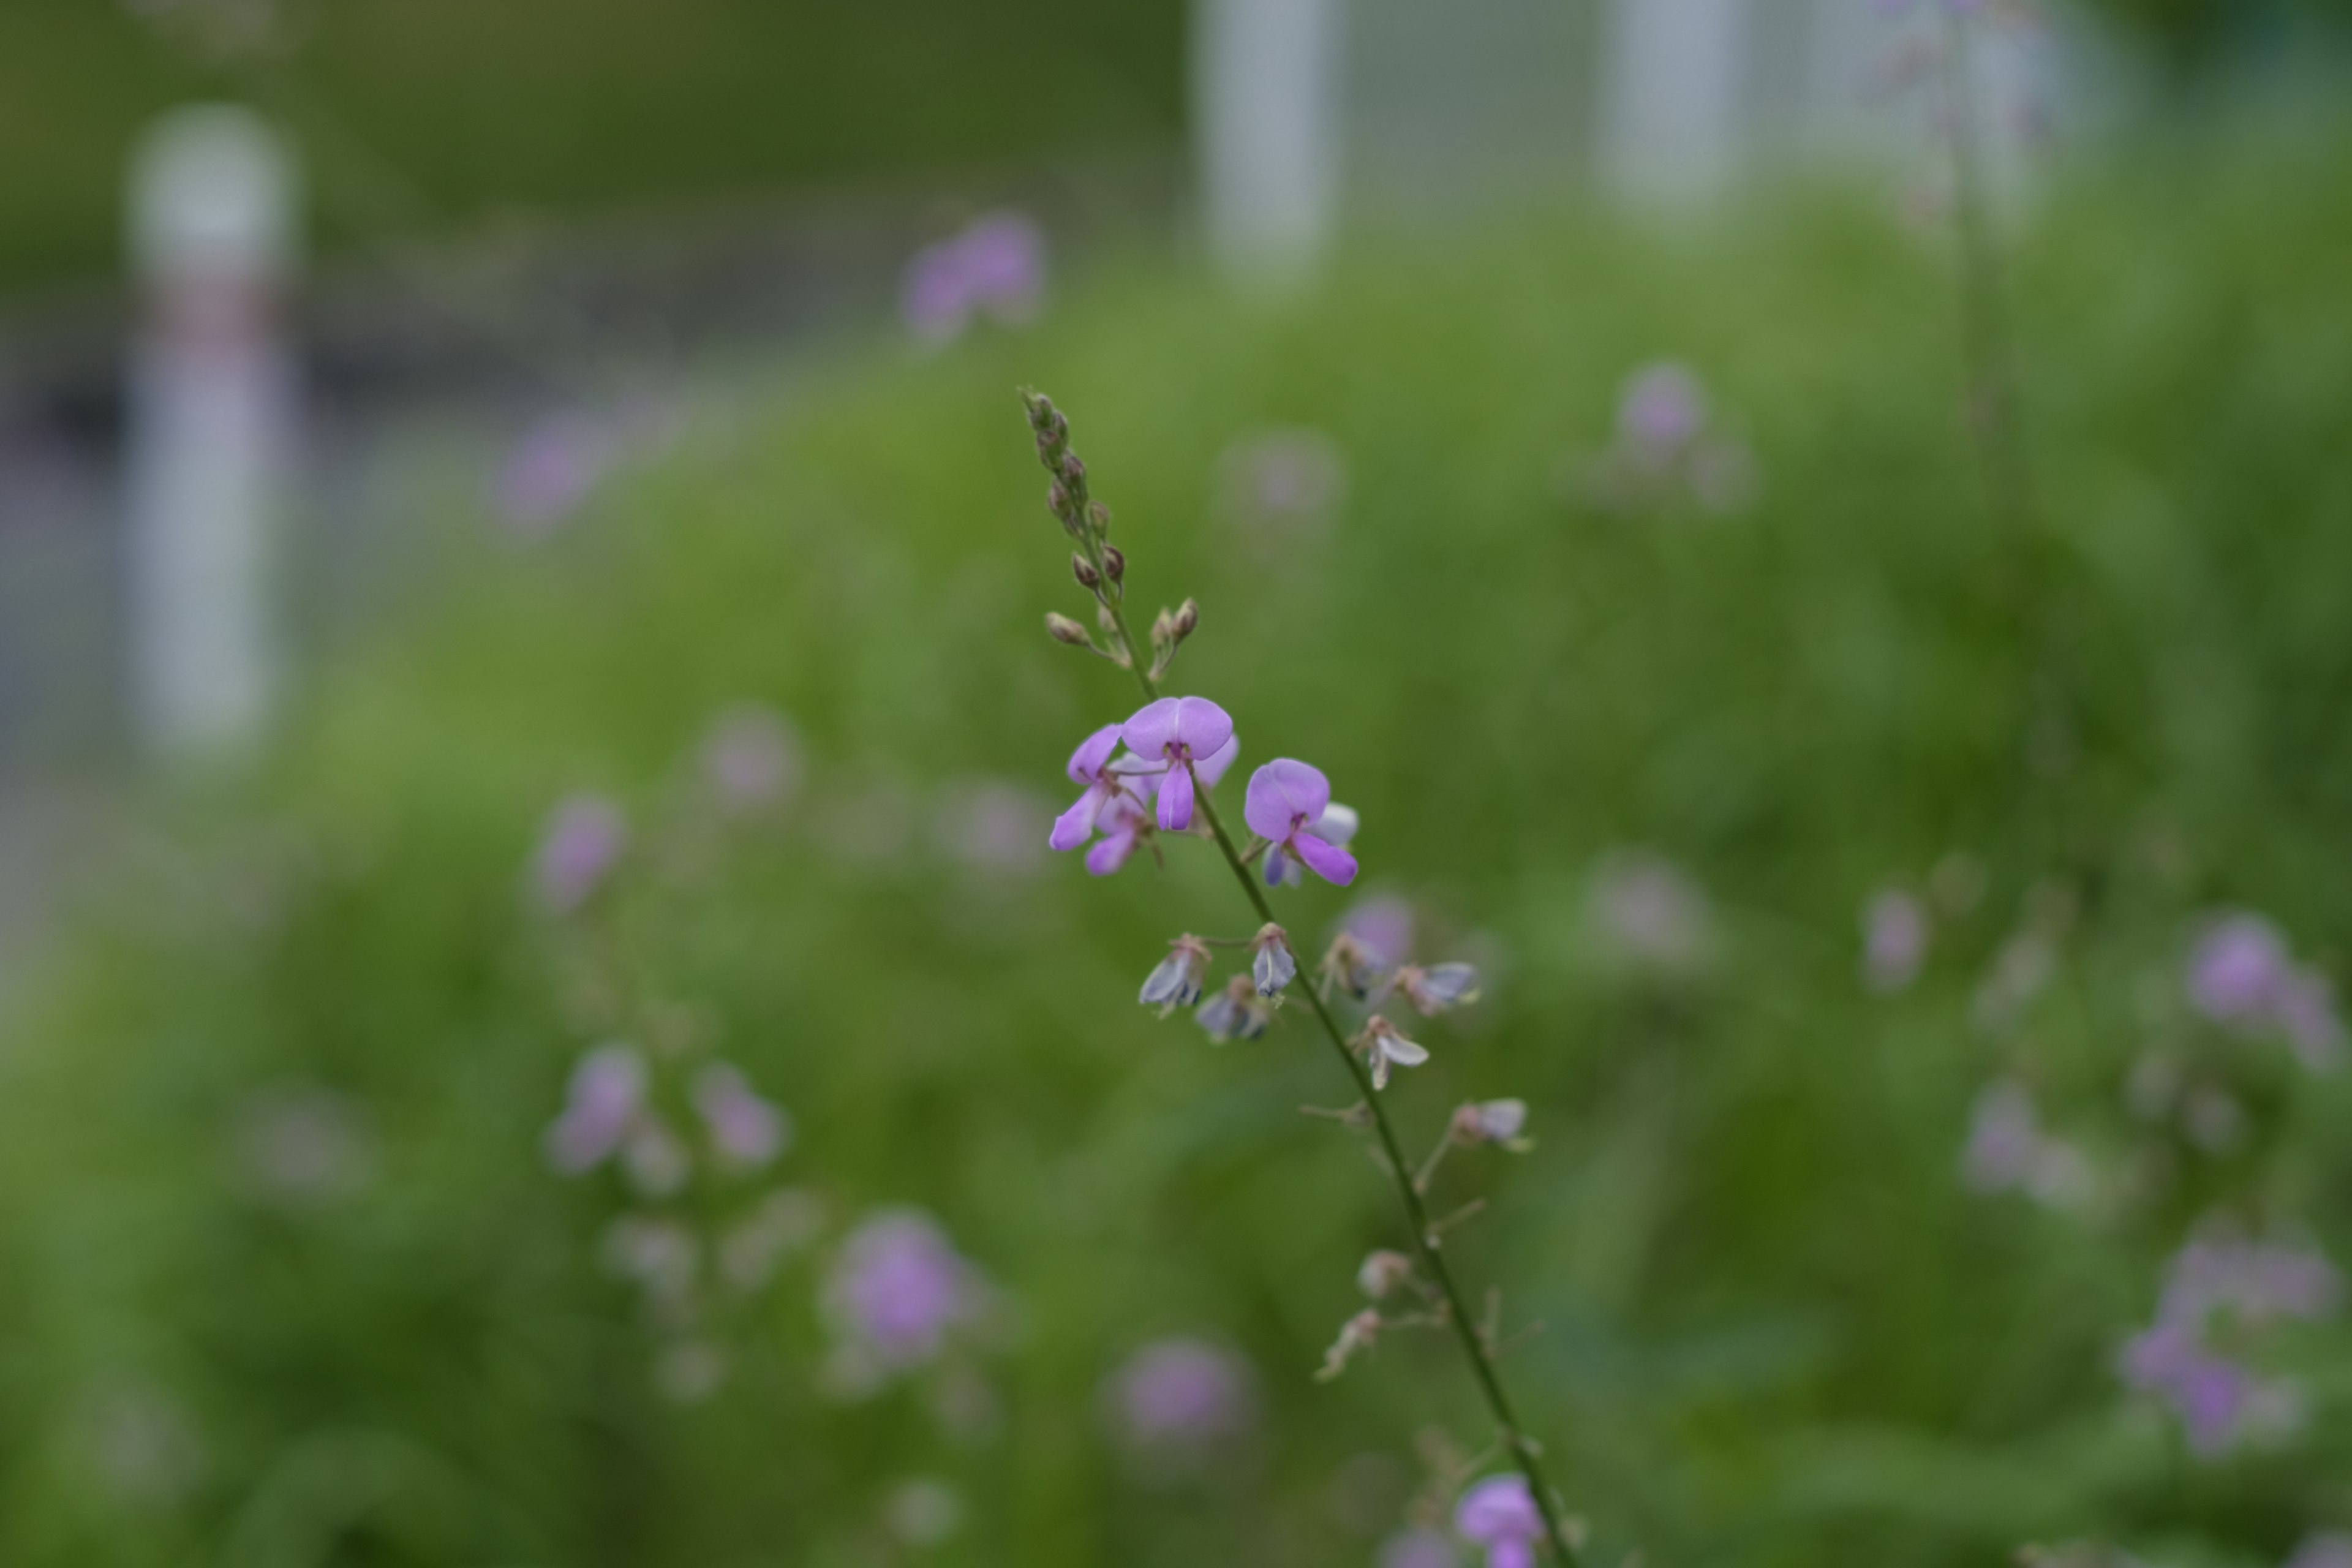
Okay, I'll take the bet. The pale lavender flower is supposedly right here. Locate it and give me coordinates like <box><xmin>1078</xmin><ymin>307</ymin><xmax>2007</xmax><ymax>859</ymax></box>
<box><xmin>1587</xmin><ymin>850</ymin><xmax>1714</xmax><ymax>974</ymax></box>
<box><xmin>1861</xmin><ymin>888</ymin><xmax>1931</xmax><ymax>993</ymax></box>
<box><xmin>1618</xmin><ymin>361</ymin><xmax>1709</xmax><ymax>459</ymax></box>
<box><xmin>1245</xmin><ymin>759</ymin><xmax>1359</xmax><ymax>887</ymax></box>
<box><xmin>1399</xmin><ymin>963</ymin><xmax>1480</xmax><ymax>1016</ymax></box>
<box><xmin>2120</xmin><ymin>1230</ymin><xmax>2337</xmax><ymax>1456</ymax></box>
<box><xmin>1450</xmin><ymin>1099</ymin><xmax>1529</xmax><ymax>1147</ymax></box>
<box><xmin>1381</xmin><ymin>1528</ymin><xmax>1461</xmax><ymax>1568</ymax></box>
<box><xmin>693</xmin><ymin>1063</ymin><xmax>791</xmax><ymax>1169</ymax></box>
<box><xmin>902</xmin><ymin>211</ymin><xmax>1047</xmax><ymax>345</ymax></box>
<box><xmin>1342</xmin><ymin>896</ymin><xmax>1417</xmax><ymax>970</ymax></box>
<box><xmin>1121</xmin><ymin>697</ymin><xmax>1235</xmax><ymax>832</ymax></box>
<box><xmin>2286</xmin><ymin>1534</ymin><xmax>2352</xmax><ymax>1568</ymax></box>
<box><xmin>1217</xmin><ymin>429</ymin><xmax>1349</xmax><ymax>530</ymax></box>
<box><xmin>603</xmin><ymin>1214</ymin><xmax>699</xmax><ymax>1304</ymax></box>
<box><xmin>1142</xmin><ymin>935</ymin><xmax>1215</xmax><ymax>1014</ymax></box>
<box><xmin>1455</xmin><ymin>1474</ymin><xmax>1544</xmax><ymax>1568</ymax></box>
<box><xmin>2275</xmin><ymin>965</ymin><xmax>2346</xmax><ymax>1072</ymax></box>
<box><xmin>1195</xmin><ymin>975</ymin><xmax>1273</xmax><ymax>1042</ymax></box>
<box><xmin>1959</xmin><ymin>1077</ymin><xmax>2090</xmax><ymax>1208</ymax></box>
<box><xmin>1359</xmin><ymin>1016</ymin><xmax>1430</xmax><ymax>1091</ymax></box>
<box><xmin>622</xmin><ymin>1116</ymin><xmax>691</xmax><ymax>1198</ymax></box>
<box><xmin>494</xmin><ymin>410</ymin><xmax>613</xmax><ymax>534</ymax></box>
<box><xmin>532</xmin><ymin>793</ymin><xmax>627</xmax><ymax>914</ymax></box>
<box><xmin>936</xmin><ymin>778</ymin><xmax>1054</xmax><ymax>875</ymax></box>
<box><xmin>2187</xmin><ymin>912</ymin><xmax>2293</xmax><ymax>1028</ymax></box>
<box><xmin>2119</xmin><ymin>1321</ymin><xmax>2263</xmax><ymax>1456</ymax></box>
<box><xmin>1110</xmin><ymin>1338</ymin><xmax>1255</xmax><ymax>1452</ymax></box>
<box><xmin>701</xmin><ymin>704</ymin><xmax>801</xmax><ymax>812</ymax></box>
<box><xmin>2162</xmin><ymin>1234</ymin><xmax>2340</xmax><ymax>1329</ymax></box>
<box><xmin>826</xmin><ymin>1209</ymin><xmax>986</xmax><ymax>1373</ymax></box>
<box><xmin>545</xmin><ymin>1043</ymin><xmax>647</xmax><ymax>1174</ymax></box>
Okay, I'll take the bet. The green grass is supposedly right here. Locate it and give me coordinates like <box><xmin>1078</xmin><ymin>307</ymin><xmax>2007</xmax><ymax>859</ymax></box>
<box><xmin>2</xmin><ymin>130</ymin><xmax>2352</xmax><ymax>1566</ymax></box>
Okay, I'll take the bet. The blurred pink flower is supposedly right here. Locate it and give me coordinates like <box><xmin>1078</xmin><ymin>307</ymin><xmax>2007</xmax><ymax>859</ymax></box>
<box><xmin>1341</xmin><ymin>895</ymin><xmax>1416</xmax><ymax>970</ymax></box>
<box><xmin>826</xmin><ymin>1209</ymin><xmax>987</xmax><ymax>1373</ymax></box>
<box><xmin>494</xmin><ymin>411</ymin><xmax>614</xmax><ymax>534</ymax></box>
<box><xmin>701</xmin><ymin>704</ymin><xmax>802</xmax><ymax>812</ymax></box>
<box><xmin>1216</xmin><ymin>429</ymin><xmax>1349</xmax><ymax>532</ymax></box>
<box><xmin>693</xmin><ymin>1062</ymin><xmax>791</xmax><ymax>1169</ymax></box>
<box><xmin>1454</xmin><ymin>1474</ymin><xmax>1544</xmax><ymax>1568</ymax></box>
<box><xmin>545</xmin><ymin>1043</ymin><xmax>647</xmax><ymax>1173</ymax></box>
<box><xmin>1109</xmin><ymin>1338</ymin><xmax>1255</xmax><ymax>1453</ymax></box>
<box><xmin>532</xmin><ymin>793</ymin><xmax>627</xmax><ymax>914</ymax></box>
<box><xmin>1586</xmin><ymin>850</ymin><xmax>1715</xmax><ymax>975</ymax></box>
<box><xmin>902</xmin><ymin>211</ymin><xmax>1047</xmax><ymax>345</ymax></box>
<box><xmin>1861</xmin><ymin>888</ymin><xmax>1930</xmax><ymax>993</ymax></box>
<box><xmin>1618</xmin><ymin>361</ymin><xmax>1708</xmax><ymax>458</ymax></box>
<box><xmin>2183</xmin><ymin>910</ymin><xmax>2343</xmax><ymax>1071</ymax></box>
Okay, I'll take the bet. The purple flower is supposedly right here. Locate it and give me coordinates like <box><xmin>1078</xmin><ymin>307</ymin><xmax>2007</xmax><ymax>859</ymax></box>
<box><xmin>2187</xmin><ymin>912</ymin><xmax>2293</xmax><ymax>1027</ymax></box>
<box><xmin>901</xmin><ymin>211</ymin><xmax>1047</xmax><ymax>345</ymax></box>
<box><xmin>545</xmin><ymin>1043</ymin><xmax>647</xmax><ymax>1173</ymax></box>
<box><xmin>1454</xmin><ymin>1474</ymin><xmax>1544</xmax><ymax>1568</ymax></box>
<box><xmin>1450</xmin><ymin>1099</ymin><xmax>1529</xmax><ymax>1147</ymax></box>
<box><xmin>532</xmin><ymin>793</ymin><xmax>627</xmax><ymax>914</ymax></box>
<box><xmin>1087</xmin><ymin>791</ymin><xmax>1154</xmax><ymax>877</ymax></box>
<box><xmin>1244</xmin><ymin>758</ymin><xmax>1359</xmax><ymax>886</ymax></box>
<box><xmin>1109</xmin><ymin>1338</ymin><xmax>1255</xmax><ymax>1452</ymax></box>
<box><xmin>1587</xmin><ymin>851</ymin><xmax>1714</xmax><ymax>974</ymax></box>
<box><xmin>701</xmin><ymin>704</ymin><xmax>801</xmax><ymax>812</ymax></box>
<box><xmin>1342</xmin><ymin>895</ymin><xmax>1417</xmax><ymax>969</ymax></box>
<box><xmin>1217</xmin><ymin>429</ymin><xmax>1349</xmax><ymax>531</ymax></box>
<box><xmin>1194</xmin><ymin>975</ymin><xmax>1273</xmax><ymax>1042</ymax></box>
<box><xmin>494</xmin><ymin>411</ymin><xmax>613</xmax><ymax>534</ymax></box>
<box><xmin>1050</xmin><ymin>724</ymin><xmax>1136</xmax><ymax>853</ymax></box>
<box><xmin>935</xmin><ymin>778</ymin><xmax>1054</xmax><ymax>875</ymax></box>
<box><xmin>693</xmin><ymin>1063</ymin><xmax>791</xmax><ymax>1169</ymax></box>
<box><xmin>1122</xmin><ymin>697</ymin><xmax>1235</xmax><ymax>832</ymax></box>
<box><xmin>1861</xmin><ymin>888</ymin><xmax>1930</xmax><ymax>993</ymax></box>
<box><xmin>826</xmin><ymin>1209</ymin><xmax>986</xmax><ymax>1373</ymax></box>
<box><xmin>1399</xmin><ymin>962</ymin><xmax>1481</xmax><ymax>1016</ymax></box>
<box><xmin>1380</xmin><ymin>1528</ymin><xmax>1461</xmax><ymax>1568</ymax></box>
<box><xmin>2275</xmin><ymin>965</ymin><xmax>2346</xmax><ymax>1072</ymax></box>
<box><xmin>1142</xmin><ymin>935</ymin><xmax>1215</xmax><ymax>1014</ymax></box>
<box><xmin>1618</xmin><ymin>361</ymin><xmax>1708</xmax><ymax>458</ymax></box>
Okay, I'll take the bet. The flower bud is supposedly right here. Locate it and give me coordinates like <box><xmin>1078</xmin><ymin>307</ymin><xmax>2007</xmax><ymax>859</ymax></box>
<box><xmin>1102</xmin><ymin>545</ymin><xmax>1125</xmax><ymax>583</ymax></box>
<box><xmin>1150</xmin><ymin>608</ymin><xmax>1176</xmax><ymax>652</ymax></box>
<box><xmin>1088</xmin><ymin>500</ymin><xmax>1112</xmax><ymax>537</ymax></box>
<box><xmin>1048</xmin><ymin>480</ymin><xmax>1071</xmax><ymax>518</ymax></box>
<box><xmin>1356</xmin><ymin>1249</ymin><xmax>1415</xmax><ymax>1300</ymax></box>
<box><xmin>1060</xmin><ymin>453</ymin><xmax>1086</xmax><ymax>486</ymax></box>
<box><xmin>1172</xmin><ymin>598</ymin><xmax>1199</xmax><ymax>641</ymax></box>
<box><xmin>1072</xmin><ymin>553</ymin><xmax>1101</xmax><ymax>591</ymax></box>
<box><xmin>1449</xmin><ymin>1098</ymin><xmax>1530</xmax><ymax>1148</ymax></box>
<box><xmin>1044</xmin><ymin>612</ymin><xmax>1090</xmax><ymax>647</ymax></box>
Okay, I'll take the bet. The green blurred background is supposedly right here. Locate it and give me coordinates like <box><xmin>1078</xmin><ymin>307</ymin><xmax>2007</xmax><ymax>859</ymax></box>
<box><xmin>4</xmin><ymin>2</ymin><xmax>2352</xmax><ymax>1566</ymax></box>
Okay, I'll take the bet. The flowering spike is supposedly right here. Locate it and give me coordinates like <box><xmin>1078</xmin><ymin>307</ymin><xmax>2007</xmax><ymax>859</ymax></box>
<box><xmin>1140</xmin><ymin>935</ymin><xmax>1214</xmax><ymax>1016</ymax></box>
<box><xmin>1250</xmin><ymin>923</ymin><xmax>1298</xmax><ymax>997</ymax></box>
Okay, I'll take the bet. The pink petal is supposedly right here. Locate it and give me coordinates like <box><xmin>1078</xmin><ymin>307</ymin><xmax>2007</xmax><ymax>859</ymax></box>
<box><xmin>1169</xmin><ymin>696</ymin><xmax>1234</xmax><ymax>758</ymax></box>
<box><xmin>1244</xmin><ymin>758</ymin><xmax>1331</xmax><ymax>842</ymax></box>
<box><xmin>1049</xmin><ymin>784</ymin><xmax>1107</xmax><ymax>852</ymax></box>
<box><xmin>1158</xmin><ymin>764</ymin><xmax>1196</xmax><ymax>833</ymax></box>
<box><xmin>1122</xmin><ymin>697</ymin><xmax>1180</xmax><ymax>758</ymax></box>
<box><xmin>1066</xmin><ymin>723</ymin><xmax>1124</xmax><ymax>785</ymax></box>
<box><xmin>1290</xmin><ymin>830</ymin><xmax>1357</xmax><ymax>887</ymax></box>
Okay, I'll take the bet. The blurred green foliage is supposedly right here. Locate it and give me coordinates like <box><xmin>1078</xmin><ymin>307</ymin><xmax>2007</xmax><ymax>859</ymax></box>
<box><xmin>4</xmin><ymin>126</ymin><xmax>2352</xmax><ymax>1566</ymax></box>
<box><xmin>0</xmin><ymin>0</ymin><xmax>1184</xmax><ymax>293</ymax></box>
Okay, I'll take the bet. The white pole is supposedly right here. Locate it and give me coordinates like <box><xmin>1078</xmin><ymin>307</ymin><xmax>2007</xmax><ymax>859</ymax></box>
<box><xmin>1191</xmin><ymin>0</ymin><xmax>1346</xmax><ymax>287</ymax></box>
<box><xmin>1596</xmin><ymin>0</ymin><xmax>1752</xmax><ymax>204</ymax></box>
<box><xmin>124</xmin><ymin>105</ymin><xmax>298</xmax><ymax>763</ymax></box>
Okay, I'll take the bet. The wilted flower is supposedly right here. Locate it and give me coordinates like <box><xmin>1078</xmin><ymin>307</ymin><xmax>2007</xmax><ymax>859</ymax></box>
<box><xmin>1142</xmin><ymin>935</ymin><xmax>1215</xmax><ymax>1014</ymax></box>
<box><xmin>1586</xmin><ymin>850</ymin><xmax>1714</xmax><ymax>974</ymax></box>
<box><xmin>1400</xmin><ymin>962</ymin><xmax>1481</xmax><ymax>1016</ymax></box>
<box><xmin>1357</xmin><ymin>1249</ymin><xmax>1416</xmax><ymax>1300</ymax></box>
<box><xmin>532</xmin><ymin>793</ymin><xmax>627</xmax><ymax>913</ymax></box>
<box><xmin>902</xmin><ymin>211</ymin><xmax>1046</xmax><ymax>344</ymax></box>
<box><xmin>693</xmin><ymin>1063</ymin><xmax>791</xmax><ymax>1169</ymax></box>
<box><xmin>701</xmin><ymin>704</ymin><xmax>801</xmax><ymax>812</ymax></box>
<box><xmin>1108</xmin><ymin>1338</ymin><xmax>1255</xmax><ymax>1452</ymax></box>
<box><xmin>1245</xmin><ymin>758</ymin><xmax>1359</xmax><ymax>887</ymax></box>
<box><xmin>1319</xmin><ymin>932</ymin><xmax>1392</xmax><ymax>1001</ymax></box>
<box><xmin>1250</xmin><ymin>922</ymin><xmax>1298</xmax><ymax>995</ymax></box>
<box><xmin>1121</xmin><ymin>696</ymin><xmax>1235</xmax><ymax>832</ymax></box>
<box><xmin>1315</xmin><ymin>1308</ymin><xmax>1383</xmax><ymax>1381</ymax></box>
<box><xmin>1861</xmin><ymin>888</ymin><xmax>1931</xmax><ymax>993</ymax></box>
<box><xmin>1450</xmin><ymin>1099</ymin><xmax>1529</xmax><ymax>1148</ymax></box>
<box><xmin>545</xmin><ymin>1043</ymin><xmax>647</xmax><ymax>1173</ymax></box>
<box><xmin>825</xmin><ymin>1209</ymin><xmax>987</xmax><ymax>1374</ymax></box>
<box><xmin>1195</xmin><ymin>975</ymin><xmax>1273</xmax><ymax>1042</ymax></box>
<box><xmin>1358</xmin><ymin>1016</ymin><xmax>1431</xmax><ymax>1091</ymax></box>
<box><xmin>1455</xmin><ymin>1474</ymin><xmax>1545</xmax><ymax>1568</ymax></box>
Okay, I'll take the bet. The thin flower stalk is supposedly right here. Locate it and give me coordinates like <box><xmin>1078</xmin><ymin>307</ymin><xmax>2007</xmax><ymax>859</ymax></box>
<box><xmin>1020</xmin><ymin>391</ymin><xmax>1584</xmax><ymax>1564</ymax></box>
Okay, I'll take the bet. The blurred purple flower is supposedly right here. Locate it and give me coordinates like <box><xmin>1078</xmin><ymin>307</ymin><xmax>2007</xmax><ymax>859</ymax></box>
<box><xmin>1586</xmin><ymin>850</ymin><xmax>1715</xmax><ymax>975</ymax></box>
<box><xmin>701</xmin><ymin>704</ymin><xmax>802</xmax><ymax>812</ymax></box>
<box><xmin>2187</xmin><ymin>912</ymin><xmax>2293</xmax><ymax>1027</ymax></box>
<box><xmin>2275</xmin><ymin>965</ymin><xmax>2346</xmax><ymax>1072</ymax></box>
<box><xmin>545</xmin><ymin>1043</ymin><xmax>647</xmax><ymax>1174</ymax></box>
<box><xmin>1216</xmin><ymin>429</ymin><xmax>1349</xmax><ymax>532</ymax></box>
<box><xmin>826</xmin><ymin>1209</ymin><xmax>986</xmax><ymax>1373</ymax></box>
<box><xmin>693</xmin><ymin>1062</ymin><xmax>791</xmax><ymax>1169</ymax></box>
<box><xmin>1121</xmin><ymin>696</ymin><xmax>1235</xmax><ymax>832</ymax></box>
<box><xmin>1341</xmin><ymin>895</ymin><xmax>1417</xmax><ymax>971</ymax></box>
<box><xmin>622</xmin><ymin>1115</ymin><xmax>690</xmax><ymax>1198</ymax></box>
<box><xmin>902</xmin><ymin>211</ymin><xmax>1047</xmax><ymax>345</ymax></box>
<box><xmin>1618</xmin><ymin>361</ymin><xmax>1709</xmax><ymax>458</ymax></box>
<box><xmin>603</xmin><ymin>1213</ymin><xmax>699</xmax><ymax>1304</ymax></box>
<box><xmin>2161</xmin><ymin>1233</ymin><xmax>2340</xmax><ymax>1329</ymax></box>
<box><xmin>1455</xmin><ymin>1474</ymin><xmax>1544</xmax><ymax>1568</ymax></box>
<box><xmin>936</xmin><ymin>778</ymin><xmax>1054</xmax><ymax>876</ymax></box>
<box><xmin>2119</xmin><ymin>1229</ymin><xmax>2337</xmax><ymax>1457</ymax></box>
<box><xmin>1380</xmin><ymin>1528</ymin><xmax>1461</xmax><ymax>1568</ymax></box>
<box><xmin>720</xmin><ymin>1186</ymin><xmax>826</xmax><ymax>1291</ymax></box>
<box><xmin>1961</xmin><ymin>1077</ymin><xmax>2092</xmax><ymax>1209</ymax></box>
<box><xmin>2119</xmin><ymin>1323</ymin><xmax>2259</xmax><ymax>1456</ymax></box>
<box><xmin>1245</xmin><ymin>759</ymin><xmax>1359</xmax><ymax>887</ymax></box>
<box><xmin>532</xmin><ymin>793</ymin><xmax>627</xmax><ymax>914</ymax></box>
<box><xmin>494</xmin><ymin>411</ymin><xmax>614</xmax><ymax>534</ymax></box>
<box><xmin>1861</xmin><ymin>888</ymin><xmax>1930</xmax><ymax>993</ymax></box>
<box><xmin>2287</xmin><ymin>1534</ymin><xmax>2352</xmax><ymax>1568</ymax></box>
<box><xmin>1109</xmin><ymin>1338</ymin><xmax>1255</xmax><ymax>1453</ymax></box>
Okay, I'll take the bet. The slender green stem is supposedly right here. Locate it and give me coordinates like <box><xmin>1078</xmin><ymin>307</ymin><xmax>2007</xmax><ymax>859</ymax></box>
<box><xmin>1089</xmin><ymin>587</ymin><xmax>1584</xmax><ymax>1564</ymax></box>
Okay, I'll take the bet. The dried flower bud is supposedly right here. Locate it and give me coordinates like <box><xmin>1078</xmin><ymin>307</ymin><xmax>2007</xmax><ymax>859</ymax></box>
<box><xmin>1357</xmin><ymin>1249</ymin><xmax>1415</xmax><ymax>1300</ymax></box>
<box><xmin>1316</xmin><ymin>1308</ymin><xmax>1384</xmax><ymax>1381</ymax></box>
<box><xmin>1196</xmin><ymin>975</ymin><xmax>1273</xmax><ymax>1042</ymax></box>
<box><xmin>1172</xmin><ymin>598</ymin><xmax>1199</xmax><ymax>641</ymax></box>
<box><xmin>1102</xmin><ymin>544</ymin><xmax>1126</xmax><ymax>583</ymax></box>
<box><xmin>1399</xmin><ymin>963</ymin><xmax>1482</xmax><ymax>1017</ymax></box>
<box><xmin>1140</xmin><ymin>935</ymin><xmax>1214</xmax><ymax>1016</ymax></box>
<box><xmin>1044</xmin><ymin>612</ymin><xmax>1091</xmax><ymax>647</ymax></box>
<box><xmin>1072</xmin><ymin>552</ymin><xmax>1101</xmax><ymax>591</ymax></box>
<box><xmin>1250</xmin><ymin>924</ymin><xmax>1297</xmax><ymax>997</ymax></box>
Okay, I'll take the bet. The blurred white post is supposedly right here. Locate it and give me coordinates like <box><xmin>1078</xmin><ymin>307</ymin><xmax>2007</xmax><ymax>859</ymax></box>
<box><xmin>124</xmin><ymin>105</ymin><xmax>298</xmax><ymax>763</ymax></box>
<box><xmin>1191</xmin><ymin>0</ymin><xmax>1344</xmax><ymax>287</ymax></box>
<box><xmin>1596</xmin><ymin>0</ymin><xmax>1752</xmax><ymax>203</ymax></box>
